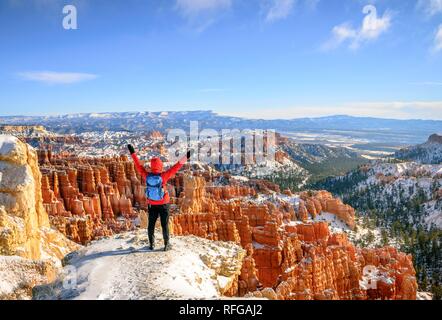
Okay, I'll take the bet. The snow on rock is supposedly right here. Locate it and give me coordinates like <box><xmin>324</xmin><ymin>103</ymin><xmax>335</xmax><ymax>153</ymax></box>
<box><xmin>355</xmin><ymin>161</ymin><xmax>442</xmax><ymax>230</ymax></box>
<box><xmin>395</xmin><ymin>134</ymin><xmax>442</xmax><ymax>164</ymax></box>
<box><xmin>423</xmin><ymin>201</ymin><xmax>442</xmax><ymax>229</ymax></box>
<box><xmin>0</xmin><ymin>255</ymin><xmax>58</xmax><ymax>300</ymax></box>
<box><xmin>0</xmin><ymin>135</ymin><xmax>28</xmax><ymax>165</ymax></box>
<box><xmin>416</xmin><ymin>292</ymin><xmax>433</xmax><ymax>300</ymax></box>
<box><xmin>230</xmin><ymin>175</ymin><xmax>250</xmax><ymax>182</ymax></box>
<box><xmin>303</xmin><ymin>212</ymin><xmax>388</xmax><ymax>248</ymax></box>
<box><xmin>33</xmin><ymin>230</ymin><xmax>246</xmax><ymax>300</ymax></box>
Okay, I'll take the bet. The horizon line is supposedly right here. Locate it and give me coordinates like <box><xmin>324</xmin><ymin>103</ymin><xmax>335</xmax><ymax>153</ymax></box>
<box><xmin>0</xmin><ymin>110</ymin><xmax>442</xmax><ymax>122</ymax></box>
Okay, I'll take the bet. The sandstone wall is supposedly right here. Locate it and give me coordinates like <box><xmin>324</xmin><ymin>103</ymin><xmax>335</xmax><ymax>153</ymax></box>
<box><xmin>0</xmin><ymin>135</ymin><xmax>78</xmax><ymax>261</ymax></box>
<box><xmin>299</xmin><ymin>190</ymin><xmax>356</xmax><ymax>229</ymax></box>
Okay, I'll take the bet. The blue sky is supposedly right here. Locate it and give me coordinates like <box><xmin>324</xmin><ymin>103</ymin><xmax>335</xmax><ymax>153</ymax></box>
<box><xmin>1</xmin><ymin>0</ymin><xmax>442</xmax><ymax>119</ymax></box>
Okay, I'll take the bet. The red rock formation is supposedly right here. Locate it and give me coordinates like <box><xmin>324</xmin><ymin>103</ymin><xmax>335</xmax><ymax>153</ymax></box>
<box><xmin>275</xmin><ymin>150</ymin><xmax>287</xmax><ymax>164</ymax></box>
<box><xmin>238</xmin><ymin>244</ymin><xmax>261</xmax><ymax>296</ymax></box>
<box><xmin>300</xmin><ymin>191</ymin><xmax>356</xmax><ymax>229</ymax></box>
<box><xmin>359</xmin><ymin>246</ymin><xmax>417</xmax><ymax>300</ymax></box>
<box><xmin>297</xmin><ymin>200</ymin><xmax>309</xmax><ymax>222</ymax></box>
<box><xmin>38</xmin><ymin>151</ymin><xmax>142</xmax><ymax>244</ymax></box>
<box><xmin>149</xmin><ymin>130</ymin><xmax>164</xmax><ymax>140</ymax></box>
<box><xmin>169</xmin><ymin>172</ymin><xmax>416</xmax><ymax>300</ymax></box>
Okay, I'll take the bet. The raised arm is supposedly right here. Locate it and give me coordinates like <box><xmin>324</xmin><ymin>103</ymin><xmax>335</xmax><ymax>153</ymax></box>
<box><xmin>162</xmin><ymin>150</ymin><xmax>192</xmax><ymax>182</ymax></box>
<box><xmin>128</xmin><ymin>144</ymin><xmax>148</xmax><ymax>180</ymax></box>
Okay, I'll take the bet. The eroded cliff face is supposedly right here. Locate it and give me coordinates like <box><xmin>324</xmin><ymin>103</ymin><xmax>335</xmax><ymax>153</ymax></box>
<box><xmin>0</xmin><ymin>135</ymin><xmax>78</xmax><ymax>261</ymax></box>
<box><xmin>298</xmin><ymin>190</ymin><xmax>356</xmax><ymax>229</ymax></box>
<box><xmin>0</xmin><ymin>135</ymin><xmax>79</xmax><ymax>299</ymax></box>
<box><xmin>170</xmin><ymin>174</ymin><xmax>417</xmax><ymax>300</ymax></box>
<box><xmin>38</xmin><ymin>152</ymin><xmax>143</xmax><ymax>244</ymax></box>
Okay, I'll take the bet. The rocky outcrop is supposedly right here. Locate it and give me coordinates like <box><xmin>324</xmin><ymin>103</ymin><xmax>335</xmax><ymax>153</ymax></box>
<box><xmin>428</xmin><ymin>134</ymin><xmax>442</xmax><ymax>144</ymax></box>
<box><xmin>0</xmin><ymin>125</ymin><xmax>48</xmax><ymax>137</ymax></box>
<box><xmin>359</xmin><ymin>247</ymin><xmax>418</xmax><ymax>300</ymax></box>
<box><xmin>395</xmin><ymin>133</ymin><xmax>442</xmax><ymax>164</ymax></box>
<box><xmin>149</xmin><ymin>130</ymin><xmax>164</xmax><ymax>140</ymax></box>
<box><xmin>0</xmin><ymin>135</ymin><xmax>78</xmax><ymax>261</ymax></box>
<box><xmin>300</xmin><ymin>191</ymin><xmax>356</xmax><ymax>229</ymax></box>
<box><xmin>0</xmin><ymin>135</ymin><xmax>79</xmax><ymax>300</ymax></box>
<box><xmin>0</xmin><ymin>256</ymin><xmax>58</xmax><ymax>300</ymax></box>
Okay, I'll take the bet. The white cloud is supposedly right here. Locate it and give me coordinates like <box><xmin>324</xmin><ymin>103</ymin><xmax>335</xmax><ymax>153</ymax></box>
<box><xmin>17</xmin><ymin>71</ymin><xmax>98</xmax><ymax>84</ymax></box>
<box><xmin>322</xmin><ymin>5</ymin><xmax>391</xmax><ymax>50</ymax></box>
<box><xmin>417</xmin><ymin>0</ymin><xmax>442</xmax><ymax>16</ymax></box>
<box><xmin>433</xmin><ymin>24</ymin><xmax>442</xmax><ymax>52</ymax></box>
<box><xmin>323</xmin><ymin>23</ymin><xmax>357</xmax><ymax>49</ymax></box>
<box><xmin>175</xmin><ymin>0</ymin><xmax>231</xmax><ymax>17</ymax></box>
<box><xmin>265</xmin><ymin>0</ymin><xmax>296</xmax><ymax>22</ymax></box>
<box><xmin>175</xmin><ymin>0</ymin><xmax>232</xmax><ymax>32</ymax></box>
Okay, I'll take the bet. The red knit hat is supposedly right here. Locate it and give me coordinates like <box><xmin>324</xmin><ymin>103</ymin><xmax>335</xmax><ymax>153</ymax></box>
<box><xmin>150</xmin><ymin>157</ymin><xmax>163</xmax><ymax>174</ymax></box>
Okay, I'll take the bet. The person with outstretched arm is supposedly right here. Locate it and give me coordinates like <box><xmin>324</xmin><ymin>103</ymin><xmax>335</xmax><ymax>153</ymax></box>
<box><xmin>128</xmin><ymin>144</ymin><xmax>192</xmax><ymax>251</ymax></box>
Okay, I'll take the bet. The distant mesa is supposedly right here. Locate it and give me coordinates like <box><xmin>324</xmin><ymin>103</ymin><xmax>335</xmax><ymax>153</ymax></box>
<box><xmin>149</xmin><ymin>130</ymin><xmax>164</xmax><ymax>140</ymax></box>
<box><xmin>394</xmin><ymin>133</ymin><xmax>442</xmax><ymax>164</ymax></box>
<box><xmin>428</xmin><ymin>133</ymin><xmax>442</xmax><ymax>144</ymax></box>
<box><xmin>0</xmin><ymin>125</ymin><xmax>49</xmax><ymax>136</ymax></box>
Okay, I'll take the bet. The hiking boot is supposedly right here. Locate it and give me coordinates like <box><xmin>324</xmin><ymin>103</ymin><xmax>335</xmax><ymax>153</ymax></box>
<box><xmin>163</xmin><ymin>243</ymin><xmax>172</xmax><ymax>252</ymax></box>
<box><xmin>149</xmin><ymin>244</ymin><xmax>155</xmax><ymax>251</ymax></box>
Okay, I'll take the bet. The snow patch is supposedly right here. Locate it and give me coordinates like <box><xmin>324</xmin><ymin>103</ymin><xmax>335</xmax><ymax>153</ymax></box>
<box><xmin>34</xmin><ymin>231</ymin><xmax>245</xmax><ymax>300</ymax></box>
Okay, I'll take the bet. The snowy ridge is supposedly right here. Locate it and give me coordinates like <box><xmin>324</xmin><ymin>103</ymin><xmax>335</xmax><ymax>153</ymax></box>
<box><xmin>395</xmin><ymin>134</ymin><xmax>442</xmax><ymax>164</ymax></box>
<box><xmin>33</xmin><ymin>230</ymin><xmax>245</xmax><ymax>300</ymax></box>
<box><xmin>355</xmin><ymin>162</ymin><xmax>442</xmax><ymax>229</ymax></box>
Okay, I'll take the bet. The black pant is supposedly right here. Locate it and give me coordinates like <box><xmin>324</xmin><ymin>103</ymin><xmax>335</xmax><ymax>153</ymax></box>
<box><xmin>148</xmin><ymin>204</ymin><xmax>170</xmax><ymax>246</ymax></box>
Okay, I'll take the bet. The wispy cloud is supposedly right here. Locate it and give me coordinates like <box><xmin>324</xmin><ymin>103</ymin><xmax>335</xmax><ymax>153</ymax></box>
<box><xmin>322</xmin><ymin>5</ymin><xmax>391</xmax><ymax>51</ymax></box>
<box><xmin>175</xmin><ymin>0</ymin><xmax>231</xmax><ymax>31</ymax></box>
<box><xmin>433</xmin><ymin>24</ymin><xmax>442</xmax><ymax>53</ymax></box>
<box><xmin>417</xmin><ymin>0</ymin><xmax>442</xmax><ymax>16</ymax></box>
<box><xmin>17</xmin><ymin>71</ymin><xmax>98</xmax><ymax>84</ymax></box>
<box><xmin>265</xmin><ymin>0</ymin><xmax>296</xmax><ymax>23</ymax></box>
<box><xmin>175</xmin><ymin>0</ymin><xmax>231</xmax><ymax>17</ymax></box>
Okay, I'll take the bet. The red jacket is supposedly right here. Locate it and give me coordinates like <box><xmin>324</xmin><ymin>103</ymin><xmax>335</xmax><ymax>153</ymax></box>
<box><xmin>131</xmin><ymin>153</ymin><xmax>187</xmax><ymax>205</ymax></box>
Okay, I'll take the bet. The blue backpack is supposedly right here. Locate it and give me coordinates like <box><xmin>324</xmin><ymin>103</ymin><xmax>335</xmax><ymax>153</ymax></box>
<box><xmin>145</xmin><ymin>174</ymin><xmax>165</xmax><ymax>201</ymax></box>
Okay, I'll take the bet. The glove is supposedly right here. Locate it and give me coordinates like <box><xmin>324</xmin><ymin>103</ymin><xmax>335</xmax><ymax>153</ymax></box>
<box><xmin>127</xmin><ymin>144</ymin><xmax>135</xmax><ymax>155</ymax></box>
